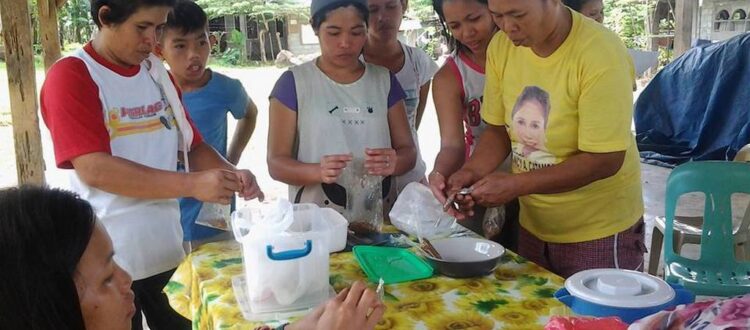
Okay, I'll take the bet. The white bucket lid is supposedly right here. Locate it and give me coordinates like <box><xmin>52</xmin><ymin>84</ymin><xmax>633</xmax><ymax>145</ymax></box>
<box><xmin>564</xmin><ymin>269</ymin><xmax>675</xmax><ymax>308</ymax></box>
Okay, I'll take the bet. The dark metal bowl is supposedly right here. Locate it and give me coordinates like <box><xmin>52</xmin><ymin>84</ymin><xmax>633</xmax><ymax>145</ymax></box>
<box><xmin>423</xmin><ymin>237</ymin><xmax>505</xmax><ymax>278</ymax></box>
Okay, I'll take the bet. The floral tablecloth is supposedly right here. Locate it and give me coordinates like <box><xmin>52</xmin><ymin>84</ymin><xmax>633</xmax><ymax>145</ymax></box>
<box><xmin>165</xmin><ymin>236</ymin><xmax>566</xmax><ymax>330</ymax></box>
<box><xmin>629</xmin><ymin>294</ymin><xmax>750</xmax><ymax>329</ymax></box>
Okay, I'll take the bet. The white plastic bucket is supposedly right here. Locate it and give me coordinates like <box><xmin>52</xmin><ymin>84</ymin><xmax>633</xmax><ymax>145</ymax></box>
<box><xmin>232</xmin><ymin>202</ymin><xmax>330</xmax><ymax>314</ymax></box>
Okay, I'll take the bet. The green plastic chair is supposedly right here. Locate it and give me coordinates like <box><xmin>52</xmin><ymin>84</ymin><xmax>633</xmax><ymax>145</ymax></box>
<box><xmin>647</xmin><ymin>146</ymin><xmax>750</xmax><ymax>276</ymax></box>
<box><xmin>664</xmin><ymin>161</ymin><xmax>750</xmax><ymax>296</ymax></box>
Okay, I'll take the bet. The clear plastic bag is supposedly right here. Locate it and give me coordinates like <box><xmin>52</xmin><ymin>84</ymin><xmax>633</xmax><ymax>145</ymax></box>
<box><xmin>195</xmin><ymin>202</ymin><xmax>232</xmax><ymax>231</ymax></box>
<box><xmin>482</xmin><ymin>206</ymin><xmax>506</xmax><ymax>239</ymax></box>
<box><xmin>389</xmin><ymin>182</ymin><xmax>457</xmax><ymax>238</ymax></box>
<box><xmin>339</xmin><ymin>158</ymin><xmax>383</xmax><ymax>234</ymax></box>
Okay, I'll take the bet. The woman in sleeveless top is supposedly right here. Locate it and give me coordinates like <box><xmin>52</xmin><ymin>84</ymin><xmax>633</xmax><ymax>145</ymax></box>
<box><xmin>267</xmin><ymin>0</ymin><xmax>416</xmax><ymax>220</ymax></box>
<box><xmin>428</xmin><ymin>0</ymin><xmax>495</xmax><ymax>195</ymax></box>
<box><xmin>427</xmin><ymin>0</ymin><xmax>518</xmax><ymax>245</ymax></box>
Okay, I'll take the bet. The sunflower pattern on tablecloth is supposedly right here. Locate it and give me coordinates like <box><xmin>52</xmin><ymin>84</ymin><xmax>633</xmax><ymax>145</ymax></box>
<box><xmin>165</xmin><ymin>230</ymin><xmax>567</xmax><ymax>330</ymax></box>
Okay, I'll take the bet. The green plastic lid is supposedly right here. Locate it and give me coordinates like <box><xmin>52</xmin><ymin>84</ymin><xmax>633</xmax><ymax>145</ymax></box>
<box><xmin>353</xmin><ymin>246</ymin><xmax>433</xmax><ymax>284</ymax></box>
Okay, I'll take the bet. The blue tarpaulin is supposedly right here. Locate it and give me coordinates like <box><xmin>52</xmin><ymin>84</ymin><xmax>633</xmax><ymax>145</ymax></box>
<box><xmin>634</xmin><ymin>33</ymin><xmax>750</xmax><ymax>167</ymax></box>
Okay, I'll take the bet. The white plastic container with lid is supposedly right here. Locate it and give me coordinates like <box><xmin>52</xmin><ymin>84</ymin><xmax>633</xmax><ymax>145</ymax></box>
<box><xmin>291</xmin><ymin>203</ymin><xmax>348</xmax><ymax>253</ymax></box>
<box><xmin>554</xmin><ymin>268</ymin><xmax>695</xmax><ymax>324</ymax></box>
<box><xmin>231</xmin><ymin>200</ymin><xmax>332</xmax><ymax>315</ymax></box>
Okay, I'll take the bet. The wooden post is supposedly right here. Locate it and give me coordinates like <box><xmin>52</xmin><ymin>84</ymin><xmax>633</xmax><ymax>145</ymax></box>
<box><xmin>37</xmin><ymin>0</ymin><xmax>64</xmax><ymax>72</ymax></box>
<box><xmin>0</xmin><ymin>0</ymin><xmax>46</xmax><ymax>185</ymax></box>
<box><xmin>675</xmin><ymin>0</ymin><xmax>699</xmax><ymax>58</ymax></box>
<box><xmin>239</xmin><ymin>14</ymin><xmax>249</xmax><ymax>61</ymax></box>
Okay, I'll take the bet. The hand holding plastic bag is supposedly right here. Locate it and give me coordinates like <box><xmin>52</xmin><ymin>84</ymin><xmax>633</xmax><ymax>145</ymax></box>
<box><xmin>389</xmin><ymin>182</ymin><xmax>456</xmax><ymax>239</ymax></box>
<box><xmin>231</xmin><ymin>199</ymin><xmax>294</xmax><ymax>239</ymax></box>
<box><xmin>196</xmin><ymin>202</ymin><xmax>232</xmax><ymax>231</ymax></box>
<box><xmin>339</xmin><ymin>159</ymin><xmax>383</xmax><ymax>234</ymax></box>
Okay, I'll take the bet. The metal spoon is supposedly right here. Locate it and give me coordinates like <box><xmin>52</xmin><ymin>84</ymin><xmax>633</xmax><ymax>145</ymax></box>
<box><xmin>442</xmin><ymin>187</ymin><xmax>474</xmax><ymax>211</ymax></box>
<box><xmin>418</xmin><ymin>236</ymin><xmax>443</xmax><ymax>259</ymax></box>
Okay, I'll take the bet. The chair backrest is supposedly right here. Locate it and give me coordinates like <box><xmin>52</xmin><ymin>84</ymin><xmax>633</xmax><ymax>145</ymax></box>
<box><xmin>665</xmin><ymin>161</ymin><xmax>750</xmax><ymax>271</ymax></box>
<box><xmin>735</xmin><ymin>144</ymin><xmax>750</xmax><ymax>162</ymax></box>
<box><xmin>733</xmin><ymin>145</ymin><xmax>750</xmax><ymax>234</ymax></box>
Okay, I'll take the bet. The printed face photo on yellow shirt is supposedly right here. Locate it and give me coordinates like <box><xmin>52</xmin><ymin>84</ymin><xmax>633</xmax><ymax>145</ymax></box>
<box><xmin>482</xmin><ymin>11</ymin><xmax>643</xmax><ymax>243</ymax></box>
<box><xmin>511</xmin><ymin>86</ymin><xmax>550</xmax><ymax>158</ymax></box>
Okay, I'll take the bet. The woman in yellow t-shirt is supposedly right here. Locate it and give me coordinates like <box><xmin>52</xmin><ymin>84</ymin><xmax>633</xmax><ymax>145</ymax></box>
<box><xmin>445</xmin><ymin>0</ymin><xmax>645</xmax><ymax>278</ymax></box>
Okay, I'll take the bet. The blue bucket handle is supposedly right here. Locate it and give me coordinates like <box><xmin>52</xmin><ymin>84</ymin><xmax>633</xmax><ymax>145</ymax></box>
<box><xmin>266</xmin><ymin>240</ymin><xmax>313</xmax><ymax>261</ymax></box>
<box><xmin>668</xmin><ymin>283</ymin><xmax>696</xmax><ymax>306</ymax></box>
<box><xmin>554</xmin><ymin>288</ymin><xmax>576</xmax><ymax>306</ymax></box>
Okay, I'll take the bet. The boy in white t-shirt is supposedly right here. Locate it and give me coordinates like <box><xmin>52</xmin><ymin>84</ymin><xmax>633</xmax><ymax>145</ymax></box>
<box><xmin>362</xmin><ymin>0</ymin><xmax>439</xmax><ymax>192</ymax></box>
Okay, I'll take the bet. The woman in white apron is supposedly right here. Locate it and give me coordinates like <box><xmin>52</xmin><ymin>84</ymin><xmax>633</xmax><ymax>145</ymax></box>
<box><xmin>267</xmin><ymin>0</ymin><xmax>416</xmax><ymax>227</ymax></box>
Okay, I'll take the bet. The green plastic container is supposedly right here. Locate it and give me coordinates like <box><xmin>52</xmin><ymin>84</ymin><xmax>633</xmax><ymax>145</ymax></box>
<box><xmin>353</xmin><ymin>246</ymin><xmax>433</xmax><ymax>284</ymax></box>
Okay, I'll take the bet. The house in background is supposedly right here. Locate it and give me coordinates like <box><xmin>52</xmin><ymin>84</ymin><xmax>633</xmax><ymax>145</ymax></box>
<box><xmin>208</xmin><ymin>13</ymin><xmax>426</xmax><ymax>61</ymax></box>
<box><xmin>676</xmin><ymin>0</ymin><xmax>750</xmax><ymax>51</ymax></box>
<box><xmin>209</xmin><ymin>15</ymin><xmax>289</xmax><ymax>61</ymax></box>
<box><xmin>284</xmin><ymin>14</ymin><xmax>324</xmax><ymax>57</ymax></box>
<box><xmin>673</xmin><ymin>0</ymin><xmax>749</xmax><ymax>56</ymax></box>
<box><xmin>698</xmin><ymin>0</ymin><xmax>750</xmax><ymax>41</ymax></box>
<box><xmin>277</xmin><ymin>15</ymin><xmax>426</xmax><ymax>57</ymax></box>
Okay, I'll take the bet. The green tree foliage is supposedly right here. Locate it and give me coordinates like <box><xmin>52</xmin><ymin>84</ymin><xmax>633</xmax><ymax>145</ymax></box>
<box><xmin>406</xmin><ymin>0</ymin><xmax>654</xmax><ymax>51</ymax></box>
<box><xmin>196</xmin><ymin>0</ymin><xmax>308</xmax><ymax>19</ymax></box>
<box><xmin>58</xmin><ymin>0</ymin><xmax>94</xmax><ymax>45</ymax></box>
<box><xmin>406</xmin><ymin>0</ymin><xmax>436</xmax><ymax>22</ymax></box>
<box><xmin>604</xmin><ymin>0</ymin><xmax>651</xmax><ymax>49</ymax></box>
<box><xmin>196</xmin><ymin>0</ymin><xmax>308</xmax><ymax>63</ymax></box>
<box><xmin>218</xmin><ymin>30</ymin><xmax>246</xmax><ymax>65</ymax></box>
<box><xmin>15</xmin><ymin>0</ymin><xmax>660</xmax><ymax>64</ymax></box>
<box><xmin>23</xmin><ymin>0</ymin><xmax>93</xmax><ymax>51</ymax></box>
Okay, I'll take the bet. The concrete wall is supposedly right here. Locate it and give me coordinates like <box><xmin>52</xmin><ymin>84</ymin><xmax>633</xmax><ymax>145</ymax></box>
<box><xmin>282</xmin><ymin>14</ymin><xmax>425</xmax><ymax>56</ymax></box>
<box><xmin>285</xmin><ymin>14</ymin><xmax>321</xmax><ymax>57</ymax></box>
<box><xmin>699</xmin><ymin>0</ymin><xmax>750</xmax><ymax>41</ymax></box>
